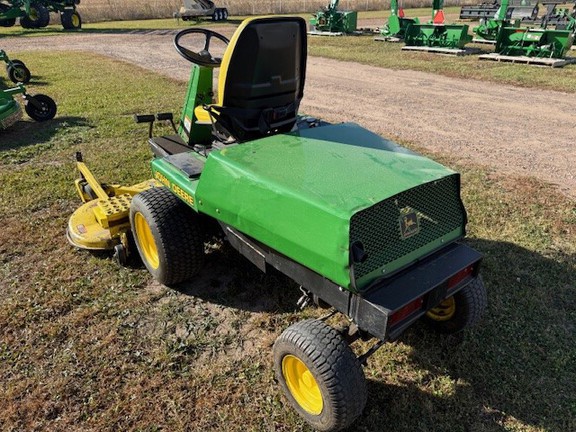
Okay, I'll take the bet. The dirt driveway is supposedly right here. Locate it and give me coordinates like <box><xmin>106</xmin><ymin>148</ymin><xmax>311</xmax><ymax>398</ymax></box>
<box><xmin>3</xmin><ymin>30</ymin><xmax>575</xmax><ymax>198</ymax></box>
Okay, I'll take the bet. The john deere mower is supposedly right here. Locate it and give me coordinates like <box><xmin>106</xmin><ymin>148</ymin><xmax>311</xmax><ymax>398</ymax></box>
<box><xmin>67</xmin><ymin>17</ymin><xmax>487</xmax><ymax>431</ymax></box>
<box><xmin>403</xmin><ymin>0</ymin><xmax>474</xmax><ymax>52</ymax></box>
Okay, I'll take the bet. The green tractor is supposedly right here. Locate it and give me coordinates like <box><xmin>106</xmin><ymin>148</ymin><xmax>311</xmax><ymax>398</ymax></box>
<box><xmin>309</xmin><ymin>0</ymin><xmax>358</xmax><ymax>35</ymax></box>
<box><xmin>403</xmin><ymin>0</ymin><xmax>474</xmax><ymax>52</ymax></box>
<box><xmin>376</xmin><ymin>0</ymin><xmax>419</xmax><ymax>41</ymax></box>
<box><xmin>67</xmin><ymin>17</ymin><xmax>487</xmax><ymax>431</ymax></box>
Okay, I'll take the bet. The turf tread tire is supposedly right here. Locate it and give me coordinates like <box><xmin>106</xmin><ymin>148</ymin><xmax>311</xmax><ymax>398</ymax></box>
<box><xmin>130</xmin><ymin>187</ymin><xmax>204</xmax><ymax>286</ymax></box>
<box><xmin>20</xmin><ymin>3</ymin><xmax>50</xmax><ymax>28</ymax></box>
<box><xmin>426</xmin><ymin>276</ymin><xmax>487</xmax><ymax>333</ymax></box>
<box><xmin>273</xmin><ymin>319</ymin><xmax>367</xmax><ymax>432</ymax></box>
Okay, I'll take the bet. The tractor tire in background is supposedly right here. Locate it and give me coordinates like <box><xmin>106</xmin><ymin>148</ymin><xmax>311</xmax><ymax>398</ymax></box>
<box><xmin>425</xmin><ymin>276</ymin><xmax>488</xmax><ymax>333</ymax></box>
<box><xmin>130</xmin><ymin>187</ymin><xmax>205</xmax><ymax>286</ymax></box>
<box><xmin>7</xmin><ymin>62</ymin><xmax>31</xmax><ymax>84</ymax></box>
<box><xmin>20</xmin><ymin>2</ymin><xmax>50</xmax><ymax>28</ymax></box>
<box><xmin>273</xmin><ymin>319</ymin><xmax>367</xmax><ymax>432</ymax></box>
<box><xmin>61</xmin><ymin>10</ymin><xmax>82</xmax><ymax>30</ymax></box>
<box><xmin>0</xmin><ymin>4</ymin><xmax>16</xmax><ymax>27</ymax></box>
<box><xmin>24</xmin><ymin>94</ymin><xmax>57</xmax><ymax>121</ymax></box>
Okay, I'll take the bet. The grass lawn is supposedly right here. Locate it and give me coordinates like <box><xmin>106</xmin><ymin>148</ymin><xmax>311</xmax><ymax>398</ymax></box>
<box><xmin>0</xmin><ymin>51</ymin><xmax>575</xmax><ymax>431</ymax></box>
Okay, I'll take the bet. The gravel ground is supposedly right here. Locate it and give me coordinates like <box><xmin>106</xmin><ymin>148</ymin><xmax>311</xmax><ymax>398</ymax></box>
<box><xmin>3</xmin><ymin>30</ymin><xmax>575</xmax><ymax>198</ymax></box>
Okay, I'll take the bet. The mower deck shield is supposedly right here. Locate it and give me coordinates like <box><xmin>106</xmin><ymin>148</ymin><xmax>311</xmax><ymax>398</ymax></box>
<box><xmin>0</xmin><ymin>98</ymin><xmax>22</xmax><ymax>129</ymax></box>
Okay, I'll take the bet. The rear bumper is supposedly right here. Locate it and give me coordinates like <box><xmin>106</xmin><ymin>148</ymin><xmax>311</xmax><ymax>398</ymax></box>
<box><xmin>350</xmin><ymin>242</ymin><xmax>482</xmax><ymax>341</ymax></box>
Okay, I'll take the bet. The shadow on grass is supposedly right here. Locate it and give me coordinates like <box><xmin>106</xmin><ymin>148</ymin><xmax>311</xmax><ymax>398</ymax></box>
<box><xmin>0</xmin><ymin>116</ymin><xmax>92</xmax><ymax>152</ymax></box>
<box><xmin>173</xmin><ymin>245</ymin><xmax>303</xmax><ymax>314</ymax></box>
<box><xmin>355</xmin><ymin>238</ymin><xmax>575</xmax><ymax>432</ymax></box>
<box><xmin>167</xmin><ymin>236</ymin><xmax>575</xmax><ymax>431</ymax></box>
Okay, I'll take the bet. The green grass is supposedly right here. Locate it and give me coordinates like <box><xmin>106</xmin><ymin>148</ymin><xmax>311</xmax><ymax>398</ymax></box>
<box><xmin>1</xmin><ymin>51</ymin><xmax>575</xmax><ymax>431</ymax></box>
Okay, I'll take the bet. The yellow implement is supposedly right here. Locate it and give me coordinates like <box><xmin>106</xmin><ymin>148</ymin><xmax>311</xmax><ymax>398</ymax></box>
<box><xmin>67</xmin><ymin>152</ymin><xmax>159</xmax><ymax>262</ymax></box>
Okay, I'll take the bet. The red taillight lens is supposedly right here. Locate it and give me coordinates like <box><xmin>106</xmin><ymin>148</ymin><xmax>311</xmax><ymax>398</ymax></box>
<box><xmin>389</xmin><ymin>297</ymin><xmax>424</xmax><ymax>328</ymax></box>
<box><xmin>447</xmin><ymin>265</ymin><xmax>474</xmax><ymax>290</ymax></box>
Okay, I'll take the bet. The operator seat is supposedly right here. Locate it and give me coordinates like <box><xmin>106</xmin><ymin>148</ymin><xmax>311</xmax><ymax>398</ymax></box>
<box><xmin>195</xmin><ymin>16</ymin><xmax>307</xmax><ymax>142</ymax></box>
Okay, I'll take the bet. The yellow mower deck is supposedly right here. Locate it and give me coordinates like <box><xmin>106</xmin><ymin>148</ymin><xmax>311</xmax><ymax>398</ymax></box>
<box><xmin>67</xmin><ymin>157</ymin><xmax>159</xmax><ymax>251</ymax></box>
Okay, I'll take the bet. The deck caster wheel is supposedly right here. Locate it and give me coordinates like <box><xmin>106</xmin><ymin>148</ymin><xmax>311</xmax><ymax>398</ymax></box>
<box><xmin>130</xmin><ymin>187</ymin><xmax>204</xmax><ymax>286</ymax></box>
<box><xmin>425</xmin><ymin>276</ymin><xmax>487</xmax><ymax>333</ymax></box>
<box><xmin>7</xmin><ymin>61</ymin><xmax>30</xmax><ymax>83</ymax></box>
<box><xmin>273</xmin><ymin>319</ymin><xmax>367</xmax><ymax>432</ymax></box>
<box><xmin>24</xmin><ymin>94</ymin><xmax>57</xmax><ymax>122</ymax></box>
<box><xmin>113</xmin><ymin>244</ymin><xmax>127</xmax><ymax>266</ymax></box>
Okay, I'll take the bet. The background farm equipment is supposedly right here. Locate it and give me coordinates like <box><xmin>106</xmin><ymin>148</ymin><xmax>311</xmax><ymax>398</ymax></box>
<box><xmin>492</xmin><ymin>23</ymin><xmax>575</xmax><ymax>57</ymax></box>
<box><xmin>403</xmin><ymin>0</ymin><xmax>474</xmax><ymax>53</ymax></box>
<box><xmin>1</xmin><ymin>50</ymin><xmax>31</xmax><ymax>83</ymax></box>
<box><xmin>0</xmin><ymin>83</ymin><xmax>57</xmax><ymax>129</ymax></box>
<box><xmin>0</xmin><ymin>0</ymin><xmax>81</xmax><ymax>29</ymax></box>
<box><xmin>0</xmin><ymin>0</ymin><xmax>30</xmax><ymax>27</ymax></box>
<box><xmin>376</xmin><ymin>0</ymin><xmax>419</xmax><ymax>41</ymax></box>
<box><xmin>460</xmin><ymin>0</ymin><xmax>538</xmax><ymax>21</ymax></box>
<box><xmin>175</xmin><ymin>0</ymin><xmax>228</xmax><ymax>22</ymax></box>
<box><xmin>309</xmin><ymin>0</ymin><xmax>358</xmax><ymax>35</ymax></box>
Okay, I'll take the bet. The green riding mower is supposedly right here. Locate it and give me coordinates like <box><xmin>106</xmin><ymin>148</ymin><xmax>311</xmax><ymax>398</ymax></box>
<box><xmin>0</xmin><ymin>82</ymin><xmax>57</xmax><ymax>129</ymax></box>
<box><xmin>67</xmin><ymin>16</ymin><xmax>487</xmax><ymax>431</ymax></box>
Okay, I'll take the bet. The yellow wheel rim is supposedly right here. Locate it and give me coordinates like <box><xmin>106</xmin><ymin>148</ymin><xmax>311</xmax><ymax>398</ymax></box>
<box><xmin>71</xmin><ymin>14</ymin><xmax>80</xmax><ymax>27</ymax></box>
<box><xmin>134</xmin><ymin>212</ymin><xmax>159</xmax><ymax>269</ymax></box>
<box><xmin>282</xmin><ymin>355</ymin><xmax>323</xmax><ymax>415</ymax></box>
<box><xmin>426</xmin><ymin>296</ymin><xmax>456</xmax><ymax>322</ymax></box>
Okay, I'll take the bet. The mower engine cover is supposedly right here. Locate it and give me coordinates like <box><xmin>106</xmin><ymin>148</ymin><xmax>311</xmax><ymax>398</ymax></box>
<box><xmin>152</xmin><ymin>122</ymin><xmax>467</xmax><ymax>292</ymax></box>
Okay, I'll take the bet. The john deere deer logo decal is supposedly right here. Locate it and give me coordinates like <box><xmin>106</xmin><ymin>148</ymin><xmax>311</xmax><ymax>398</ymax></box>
<box><xmin>399</xmin><ymin>207</ymin><xmax>420</xmax><ymax>239</ymax></box>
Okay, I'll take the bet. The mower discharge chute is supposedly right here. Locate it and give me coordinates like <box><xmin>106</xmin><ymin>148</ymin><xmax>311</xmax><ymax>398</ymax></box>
<box><xmin>403</xmin><ymin>0</ymin><xmax>474</xmax><ymax>53</ymax></box>
<box><xmin>68</xmin><ymin>17</ymin><xmax>487</xmax><ymax>432</ymax></box>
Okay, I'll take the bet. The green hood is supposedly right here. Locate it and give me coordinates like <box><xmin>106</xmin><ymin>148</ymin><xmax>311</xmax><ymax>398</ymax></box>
<box><xmin>189</xmin><ymin>123</ymin><xmax>463</xmax><ymax>290</ymax></box>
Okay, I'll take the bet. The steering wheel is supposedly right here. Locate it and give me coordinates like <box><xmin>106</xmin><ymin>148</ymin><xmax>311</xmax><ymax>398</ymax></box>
<box><xmin>173</xmin><ymin>28</ymin><xmax>230</xmax><ymax>68</ymax></box>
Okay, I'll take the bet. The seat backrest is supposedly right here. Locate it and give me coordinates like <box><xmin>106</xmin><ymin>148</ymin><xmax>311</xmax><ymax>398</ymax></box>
<box><xmin>212</xmin><ymin>16</ymin><xmax>307</xmax><ymax>141</ymax></box>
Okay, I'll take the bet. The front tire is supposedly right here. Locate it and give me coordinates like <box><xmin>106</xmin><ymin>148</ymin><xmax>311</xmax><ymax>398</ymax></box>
<box><xmin>7</xmin><ymin>63</ymin><xmax>31</xmax><ymax>83</ymax></box>
<box><xmin>425</xmin><ymin>276</ymin><xmax>487</xmax><ymax>333</ymax></box>
<box><xmin>130</xmin><ymin>187</ymin><xmax>204</xmax><ymax>285</ymax></box>
<box><xmin>25</xmin><ymin>94</ymin><xmax>57</xmax><ymax>121</ymax></box>
<box><xmin>273</xmin><ymin>319</ymin><xmax>367</xmax><ymax>432</ymax></box>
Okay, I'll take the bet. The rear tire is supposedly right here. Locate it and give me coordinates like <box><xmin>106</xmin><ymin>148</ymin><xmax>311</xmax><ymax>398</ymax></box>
<box><xmin>24</xmin><ymin>94</ymin><xmax>57</xmax><ymax>121</ymax></box>
<box><xmin>130</xmin><ymin>187</ymin><xmax>204</xmax><ymax>286</ymax></box>
<box><xmin>20</xmin><ymin>3</ymin><xmax>50</xmax><ymax>28</ymax></box>
<box><xmin>61</xmin><ymin>10</ymin><xmax>82</xmax><ymax>30</ymax></box>
<box><xmin>425</xmin><ymin>276</ymin><xmax>487</xmax><ymax>333</ymax></box>
<box><xmin>273</xmin><ymin>319</ymin><xmax>367</xmax><ymax>432</ymax></box>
